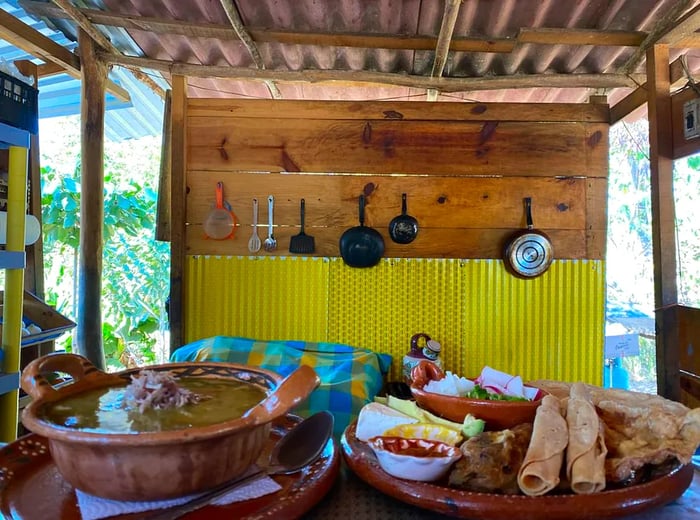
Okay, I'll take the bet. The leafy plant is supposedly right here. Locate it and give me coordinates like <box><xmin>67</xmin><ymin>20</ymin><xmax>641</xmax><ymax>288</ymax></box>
<box><xmin>40</xmin><ymin>118</ymin><xmax>169</xmax><ymax>370</ymax></box>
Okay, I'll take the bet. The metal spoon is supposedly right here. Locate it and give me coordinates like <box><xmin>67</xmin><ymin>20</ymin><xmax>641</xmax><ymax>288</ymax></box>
<box><xmin>147</xmin><ymin>411</ymin><xmax>334</xmax><ymax>520</ymax></box>
<box><xmin>248</xmin><ymin>198</ymin><xmax>261</xmax><ymax>253</ymax></box>
<box><xmin>263</xmin><ymin>195</ymin><xmax>277</xmax><ymax>251</ymax></box>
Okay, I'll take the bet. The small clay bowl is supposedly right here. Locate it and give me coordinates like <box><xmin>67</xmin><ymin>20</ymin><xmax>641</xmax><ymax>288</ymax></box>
<box><xmin>409</xmin><ymin>361</ymin><xmax>546</xmax><ymax>430</ymax></box>
<box><xmin>20</xmin><ymin>353</ymin><xmax>320</xmax><ymax>501</ymax></box>
<box><xmin>368</xmin><ymin>436</ymin><xmax>461</xmax><ymax>482</ymax></box>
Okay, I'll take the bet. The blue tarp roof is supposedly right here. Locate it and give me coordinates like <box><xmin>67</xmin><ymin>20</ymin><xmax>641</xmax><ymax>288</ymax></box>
<box><xmin>0</xmin><ymin>1</ymin><xmax>165</xmax><ymax>141</ymax></box>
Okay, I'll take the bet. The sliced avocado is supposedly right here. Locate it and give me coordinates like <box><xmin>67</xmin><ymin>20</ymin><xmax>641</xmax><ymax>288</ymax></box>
<box><xmin>462</xmin><ymin>413</ymin><xmax>486</xmax><ymax>438</ymax></box>
<box><xmin>373</xmin><ymin>395</ymin><xmax>388</xmax><ymax>405</ymax></box>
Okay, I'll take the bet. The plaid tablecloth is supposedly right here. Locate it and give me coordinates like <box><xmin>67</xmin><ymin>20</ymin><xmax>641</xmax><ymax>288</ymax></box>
<box><xmin>171</xmin><ymin>336</ymin><xmax>392</xmax><ymax>437</ymax></box>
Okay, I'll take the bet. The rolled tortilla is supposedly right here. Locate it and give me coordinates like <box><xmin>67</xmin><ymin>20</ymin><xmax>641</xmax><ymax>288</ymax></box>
<box><xmin>566</xmin><ymin>382</ymin><xmax>607</xmax><ymax>494</ymax></box>
<box><xmin>517</xmin><ymin>394</ymin><xmax>568</xmax><ymax>496</ymax></box>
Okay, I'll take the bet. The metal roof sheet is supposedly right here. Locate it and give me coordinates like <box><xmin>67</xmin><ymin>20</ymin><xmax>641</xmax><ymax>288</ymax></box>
<box><xmin>4</xmin><ymin>0</ymin><xmax>700</xmax><ymax>115</ymax></box>
<box><xmin>1</xmin><ymin>0</ymin><xmax>165</xmax><ymax>141</ymax></box>
<box><xmin>90</xmin><ymin>0</ymin><xmax>700</xmax><ymax>105</ymax></box>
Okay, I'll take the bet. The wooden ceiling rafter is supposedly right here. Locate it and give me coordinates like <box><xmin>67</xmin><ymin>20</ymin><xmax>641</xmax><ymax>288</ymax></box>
<box><xmin>619</xmin><ymin>0</ymin><xmax>694</xmax><ymax>75</ymax></box>
<box><xmin>659</xmin><ymin>2</ymin><xmax>700</xmax><ymax>47</ymax></box>
<box><xmin>426</xmin><ymin>0</ymin><xmax>462</xmax><ymax>101</ymax></box>
<box><xmin>0</xmin><ymin>7</ymin><xmax>130</xmax><ymax>101</ymax></box>
<box><xmin>608</xmin><ymin>0</ymin><xmax>699</xmax><ymax>122</ymax></box>
<box><xmin>100</xmin><ymin>52</ymin><xmax>644</xmax><ymax>93</ymax></box>
<box><xmin>50</xmin><ymin>0</ymin><xmax>165</xmax><ymax>98</ymax></box>
<box><xmin>19</xmin><ymin>0</ymin><xmax>649</xmax><ymax>52</ymax></box>
<box><xmin>218</xmin><ymin>0</ymin><xmax>281</xmax><ymax>99</ymax></box>
<box><xmin>610</xmin><ymin>56</ymin><xmax>689</xmax><ymax>123</ymax></box>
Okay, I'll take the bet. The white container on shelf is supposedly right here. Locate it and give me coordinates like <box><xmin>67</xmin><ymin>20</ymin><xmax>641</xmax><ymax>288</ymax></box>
<box><xmin>0</xmin><ymin>211</ymin><xmax>40</xmax><ymax>245</ymax></box>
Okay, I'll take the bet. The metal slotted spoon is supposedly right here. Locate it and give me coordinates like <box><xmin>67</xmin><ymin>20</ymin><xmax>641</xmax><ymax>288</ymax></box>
<box><xmin>248</xmin><ymin>198</ymin><xmax>261</xmax><ymax>253</ymax></box>
<box><xmin>263</xmin><ymin>195</ymin><xmax>277</xmax><ymax>251</ymax></box>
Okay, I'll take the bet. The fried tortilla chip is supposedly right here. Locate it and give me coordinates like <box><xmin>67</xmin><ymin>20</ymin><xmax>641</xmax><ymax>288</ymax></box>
<box><xmin>565</xmin><ymin>383</ymin><xmax>607</xmax><ymax>494</ymax></box>
<box><xmin>517</xmin><ymin>394</ymin><xmax>568</xmax><ymax>496</ymax></box>
<box><xmin>529</xmin><ymin>380</ymin><xmax>700</xmax><ymax>484</ymax></box>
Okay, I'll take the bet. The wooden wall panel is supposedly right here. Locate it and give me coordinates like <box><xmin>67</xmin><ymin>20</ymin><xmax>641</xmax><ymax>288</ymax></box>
<box><xmin>677</xmin><ymin>305</ymin><xmax>700</xmax><ymax>376</ymax></box>
<box><xmin>680</xmin><ymin>372</ymin><xmax>700</xmax><ymax>409</ymax></box>
<box><xmin>187</xmin><ymin>118</ymin><xmax>608</xmax><ymax>177</ymax></box>
<box><xmin>185</xmin><ymin>172</ymin><xmax>604</xmax><ymax>258</ymax></box>
<box><xmin>187</xmin><ymin>99</ymin><xmax>610</xmax><ymax>123</ymax></box>
<box><xmin>183</xmin><ymin>100</ymin><xmax>609</xmax><ymax>260</ymax></box>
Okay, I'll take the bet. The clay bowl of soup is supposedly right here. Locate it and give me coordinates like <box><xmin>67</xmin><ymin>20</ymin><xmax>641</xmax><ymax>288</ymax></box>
<box><xmin>410</xmin><ymin>361</ymin><xmax>546</xmax><ymax>430</ymax></box>
<box><xmin>20</xmin><ymin>353</ymin><xmax>320</xmax><ymax>501</ymax></box>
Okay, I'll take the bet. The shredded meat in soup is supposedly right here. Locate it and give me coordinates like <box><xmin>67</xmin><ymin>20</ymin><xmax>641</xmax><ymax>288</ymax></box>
<box><xmin>124</xmin><ymin>370</ymin><xmax>207</xmax><ymax>412</ymax></box>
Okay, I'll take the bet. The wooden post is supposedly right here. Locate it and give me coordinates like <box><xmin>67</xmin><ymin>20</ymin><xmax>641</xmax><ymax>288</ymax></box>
<box><xmin>156</xmin><ymin>90</ymin><xmax>172</xmax><ymax>242</ymax></box>
<box><xmin>169</xmin><ymin>76</ymin><xmax>187</xmax><ymax>354</ymax></box>
<box><xmin>647</xmin><ymin>44</ymin><xmax>679</xmax><ymax>400</ymax></box>
<box><xmin>76</xmin><ymin>30</ymin><xmax>106</xmax><ymax>370</ymax></box>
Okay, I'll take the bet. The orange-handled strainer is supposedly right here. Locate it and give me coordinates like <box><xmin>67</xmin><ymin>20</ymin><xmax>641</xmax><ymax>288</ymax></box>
<box><xmin>203</xmin><ymin>181</ymin><xmax>237</xmax><ymax>240</ymax></box>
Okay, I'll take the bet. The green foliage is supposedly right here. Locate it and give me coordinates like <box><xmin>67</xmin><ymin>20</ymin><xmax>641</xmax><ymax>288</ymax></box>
<box><xmin>40</xmin><ymin>117</ymin><xmax>169</xmax><ymax>369</ymax></box>
<box><xmin>608</xmin><ymin>120</ymin><xmax>700</xmax><ymax>390</ymax></box>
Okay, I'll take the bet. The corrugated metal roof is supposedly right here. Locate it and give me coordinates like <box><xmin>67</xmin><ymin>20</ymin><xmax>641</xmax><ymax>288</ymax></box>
<box><xmin>0</xmin><ymin>0</ymin><xmax>165</xmax><ymax>141</ymax></box>
<box><xmin>89</xmin><ymin>0</ymin><xmax>699</xmax><ymax>106</ymax></box>
<box><xmin>4</xmin><ymin>0</ymin><xmax>700</xmax><ymax>112</ymax></box>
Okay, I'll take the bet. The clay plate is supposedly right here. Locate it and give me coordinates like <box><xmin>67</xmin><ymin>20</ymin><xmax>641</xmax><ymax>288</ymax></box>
<box><xmin>410</xmin><ymin>360</ymin><xmax>546</xmax><ymax>430</ymax></box>
<box><xmin>0</xmin><ymin>415</ymin><xmax>340</xmax><ymax>520</ymax></box>
<box><xmin>341</xmin><ymin>421</ymin><xmax>694</xmax><ymax>520</ymax></box>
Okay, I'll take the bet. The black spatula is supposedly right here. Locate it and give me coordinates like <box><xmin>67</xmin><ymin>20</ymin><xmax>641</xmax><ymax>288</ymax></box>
<box><xmin>289</xmin><ymin>198</ymin><xmax>315</xmax><ymax>254</ymax></box>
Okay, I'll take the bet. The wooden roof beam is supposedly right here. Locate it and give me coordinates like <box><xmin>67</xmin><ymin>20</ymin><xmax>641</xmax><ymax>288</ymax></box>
<box><xmin>50</xmin><ymin>0</ymin><xmax>164</xmax><ymax>99</ymax></box>
<box><xmin>20</xmin><ymin>1</ymin><xmax>646</xmax><ymax>52</ymax></box>
<box><xmin>0</xmin><ymin>7</ymin><xmax>130</xmax><ymax>101</ymax></box>
<box><xmin>518</xmin><ymin>27</ymin><xmax>646</xmax><ymax>47</ymax></box>
<box><xmin>619</xmin><ymin>0</ymin><xmax>694</xmax><ymax>74</ymax></box>
<box><xmin>610</xmin><ymin>56</ymin><xmax>688</xmax><ymax>123</ymax></box>
<box><xmin>218</xmin><ymin>0</ymin><xmax>280</xmax><ymax>99</ymax></box>
<box><xmin>427</xmin><ymin>0</ymin><xmax>462</xmax><ymax>101</ymax></box>
<box><xmin>101</xmin><ymin>53</ymin><xmax>644</xmax><ymax>93</ymax></box>
<box><xmin>658</xmin><ymin>3</ymin><xmax>700</xmax><ymax>47</ymax></box>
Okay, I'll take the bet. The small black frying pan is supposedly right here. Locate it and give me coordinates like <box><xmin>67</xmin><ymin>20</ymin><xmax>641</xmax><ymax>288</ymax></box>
<box><xmin>339</xmin><ymin>195</ymin><xmax>385</xmax><ymax>268</ymax></box>
<box><xmin>388</xmin><ymin>193</ymin><xmax>419</xmax><ymax>244</ymax></box>
<box><xmin>503</xmin><ymin>197</ymin><xmax>553</xmax><ymax>278</ymax></box>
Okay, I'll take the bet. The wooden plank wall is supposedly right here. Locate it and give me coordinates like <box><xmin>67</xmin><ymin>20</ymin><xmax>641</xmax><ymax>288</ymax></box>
<box><xmin>677</xmin><ymin>305</ymin><xmax>700</xmax><ymax>408</ymax></box>
<box><xmin>184</xmin><ymin>100</ymin><xmax>609</xmax><ymax>260</ymax></box>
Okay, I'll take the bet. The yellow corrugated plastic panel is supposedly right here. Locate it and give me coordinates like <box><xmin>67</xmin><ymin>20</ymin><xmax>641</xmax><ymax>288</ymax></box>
<box><xmin>327</xmin><ymin>258</ymin><xmax>465</xmax><ymax>380</ymax></box>
<box><xmin>462</xmin><ymin>260</ymin><xmax>605</xmax><ymax>385</ymax></box>
<box><xmin>184</xmin><ymin>256</ymin><xmax>604</xmax><ymax>384</ymax></box>
<box><xmin>185</xmin><ymin>256</ymin><xmax>330</xmax><ymax>342</ymax></box>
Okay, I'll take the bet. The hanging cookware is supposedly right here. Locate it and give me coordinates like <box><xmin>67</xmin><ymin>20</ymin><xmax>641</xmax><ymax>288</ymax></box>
<box><xmin>503</xmin><ymin>197</ymin><xmax>553</xmax><ymax>278</ymax></box>
<box><xmin>203</xmin><ymin>182</ymin><xmax>237</xmax><ymax>240</ymax></box>
<box><xmin>388</xmin><ymin>193</ymin><xmax>419</xmax><ymax>244</ymax></box>
<box><xmin>339</xmin><ymin>194</ymin><xmax>385</xmax><ymax>268</ymax></box>
<box><xmin>289</xmin><ymin>198</ymin><xmax>315</xmax><ymax>254</ymax></box>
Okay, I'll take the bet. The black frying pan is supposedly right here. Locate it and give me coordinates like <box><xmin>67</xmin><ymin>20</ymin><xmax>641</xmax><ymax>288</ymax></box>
<box><xmin>503</xmin><ymin>197</ymin><xmax>553</xmax><ymax>278</ymax></box>
<box><xmin>339</xmin><ymin>195</ymin><xmax>385</xmax><ymax>268</ymax></box>
<box><xmin>388</xmin><ymin>193</ymin><xmax>419</xmax><ymax>244</ymax></box>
